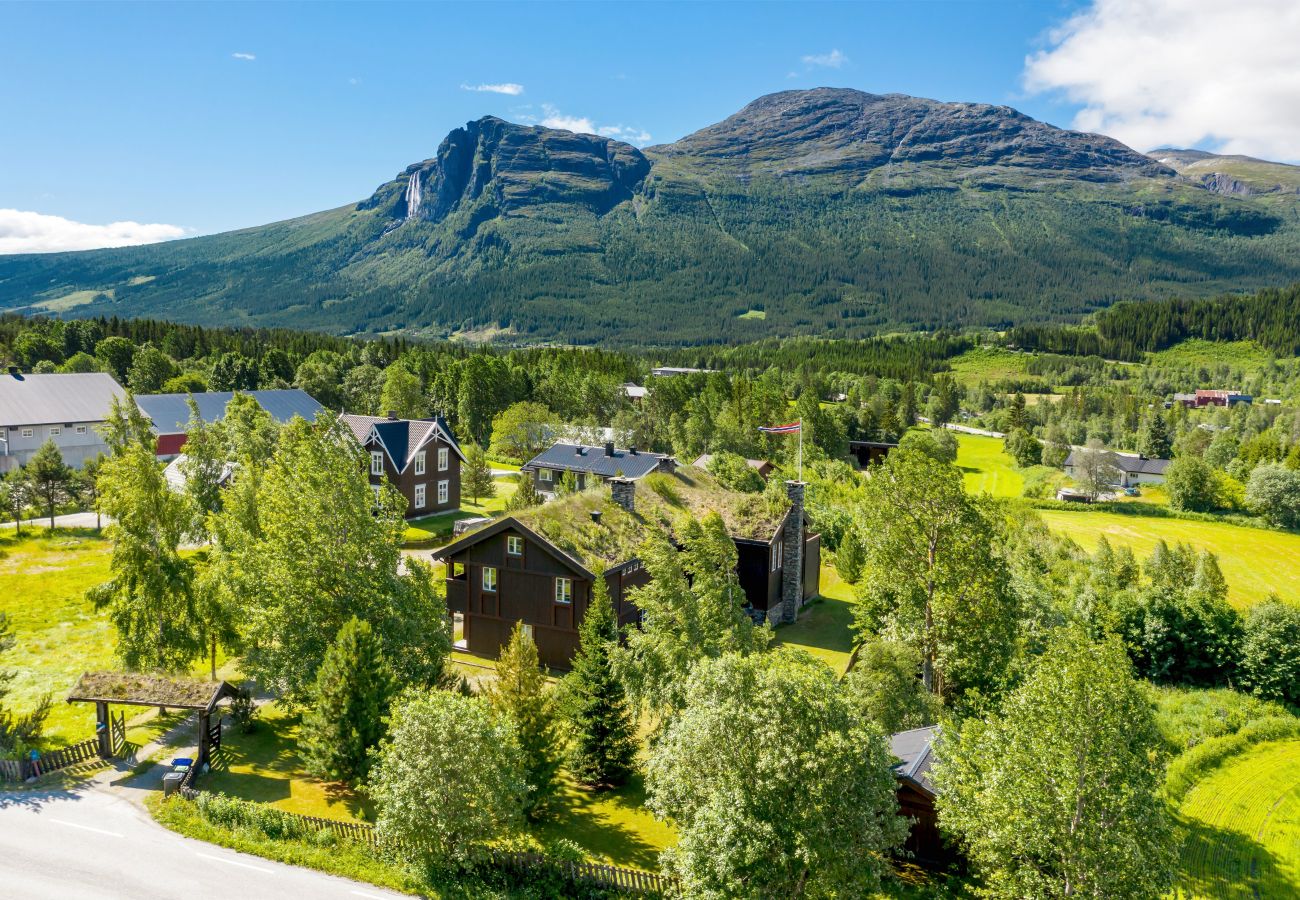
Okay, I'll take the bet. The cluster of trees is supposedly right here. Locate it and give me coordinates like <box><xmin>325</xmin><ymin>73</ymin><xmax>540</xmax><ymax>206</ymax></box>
<box><xmin>0</xmin><ymin>441</ymin><xmax>95</xmax><ymax>532</ymax></box>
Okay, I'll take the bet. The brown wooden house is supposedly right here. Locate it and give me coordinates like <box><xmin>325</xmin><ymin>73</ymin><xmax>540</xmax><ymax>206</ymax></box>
<box><xmin>889</xmin><ymin>725</ymin><xmax>951</xmax><ymax>867</ymax></box>
<box><xmin>340</xmin><ymin>412</ymin><xmax>465</xmax><ymax>519</ymax></box>
<box><xmin>437</xmin><ymin>466</ymin><xmax>820</xmax><ymax>669</ymax></box>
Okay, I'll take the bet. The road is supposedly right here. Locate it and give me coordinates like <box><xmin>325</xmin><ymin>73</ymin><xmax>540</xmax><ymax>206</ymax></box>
<box><xmin>1</xmin><ymin>511</ymin><xmax>108</xmax><ymax>530</ymax></box>
<box><xmin>0</xmin><ymin>786</ymin><xmax>411</xmax><ymax>900</ymax></box>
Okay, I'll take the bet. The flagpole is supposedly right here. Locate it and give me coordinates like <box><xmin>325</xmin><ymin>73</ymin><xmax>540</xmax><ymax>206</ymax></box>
<box><xmin>798</xmin><ymin>419</ymin><xmax>803</xmax><ymax>483</ymax></box>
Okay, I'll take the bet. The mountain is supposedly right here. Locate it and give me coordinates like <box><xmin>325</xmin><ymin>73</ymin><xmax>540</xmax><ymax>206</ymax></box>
<box><xmin>1147</xmin><ymin>148</ymin><xmax>1300</xmax><ymax>198</ymax></box>
<box><xmin>3</xmin><ymin>88</ymin><xmax>1300</xmax><ymax>345</ymax></box>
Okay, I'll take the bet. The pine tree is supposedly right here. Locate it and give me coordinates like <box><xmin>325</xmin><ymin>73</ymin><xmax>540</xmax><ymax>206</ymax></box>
<box><xmin>505</xmin><ymin>473</ymin><xmax>543</xmax><ymax>511</ymax></box>
<box><xmin>24</xmin><ymin>440</ymin><xmax>75</xmax><ymax>531</ymax></box>
<box><xmin>301</xmin><ymin>616</ymin><xmax>396</xmax><ymax>786</ymax></box>
<box><xmin>486</xmin><ymin>622</ymin><xmax>561</xmax><ymax>819</ymax></box>
<box><xmin>1137</xmin><ymin>412</ymin><xmax>1173</xmax><ymax>460</ymax></box>
<box><xmin>566</xmin><ymin>577</ymin><xmax>637</xmax><ymax>789</ymax></box>
<box><xmin>461</xmin><ymin>443</ymin><xmax>496</xmax><ymax>506</ymax></box>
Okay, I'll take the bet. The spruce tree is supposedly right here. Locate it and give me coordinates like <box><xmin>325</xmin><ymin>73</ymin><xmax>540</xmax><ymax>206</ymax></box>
<box><xmin>461</xmin><ymin>442</ymin><xmax>496</xmax><ymax>506</ymax></box>
<box><xmin>301</xmin><ymin>616</ymin><xmax>396</xmax><ymax>786</ymax></box>
<box><xmin>25</xmin><ymin>440</ymin><xmax>75</xmax><ymax>531</ymax></box>
<box><xmin>505</xmin><ymin>473</ymin><xmax>543</xmax><ymax>511</ymax></box>
<box><xmin>486</xmin><ymin>622</ymin><xmax>561</xmax><ymax>819</ymax></box>
<box><xmin>566</xmin><ymin>577</ymin><xmax>637</xmax><ymax>789</ymax></box>
<box><xmin>1137</xmin><ymin>412</ymin><xmax>1173</xmax><ymax>460</ymax></box>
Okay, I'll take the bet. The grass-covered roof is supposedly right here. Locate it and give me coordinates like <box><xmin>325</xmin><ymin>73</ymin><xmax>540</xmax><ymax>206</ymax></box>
<box><xmin>67</xmin><ymin>672</ymin><xmax>236</xmax><ymax>710</ymax></box>
<box><xmin>510</xmin><ymin>465</ymin><xmax>790</xmax><ymax>571</ymax></box>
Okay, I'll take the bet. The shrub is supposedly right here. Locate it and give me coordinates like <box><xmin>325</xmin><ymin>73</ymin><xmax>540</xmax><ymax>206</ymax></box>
<box><xmin>1245</xmin><ymin>464</ymin><xmax>1300</xmax><ymax>528</ymax></box>
<box><xmin>1165</xmin><ymin>456</ymin><xmax>1219</xmax><ymax>512</ymax></box>
<box><xmin>1164</xmin><ymin>715</ymin><xmax>1300</xmax><ymax>804</ymax></box>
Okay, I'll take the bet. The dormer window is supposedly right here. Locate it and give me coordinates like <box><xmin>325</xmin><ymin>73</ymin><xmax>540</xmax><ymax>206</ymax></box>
<box><xmin>370</xmin><ymin>451</ymin><xmax>384</xmax><ymax>476</ymax></box>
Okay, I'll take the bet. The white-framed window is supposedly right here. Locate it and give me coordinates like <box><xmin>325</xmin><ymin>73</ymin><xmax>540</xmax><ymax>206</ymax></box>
<box><xmin>370</xmin><ymin>451</ymin><xmax>384</xmax><ymax>476</ymax></box>
<box><xmin>49</xmin><ymin>426</ymin><xmax>61</xmax><ymax>436</ymax></box>
<box><xmin>507</xmin><ymin>535</ymin><xmax>523</xmax><ymax>556</ymax></box>
<box><xmin>371</xmin><ymin>484</ymin><xmax>382</xmax><ymax>504</ymax></box>
<box><xmin>521</xmin><ymin>623</ymin><xmax>534</xmax><ymax>640</ymax></box>
<box><xmin>75</xmin><ymin>425</ymin><xmax>88</xmax><ymax>435</ymax></box>
<box><xmin>21</xmin><ymin>427</ymin><xmax>34</xmax><ymax>438</ymax></box>
<box><xmin>539</xmin><ymin>468</ymin><xmax>553</xmax><ymax>483</ymax></box>
<box><xmin>438</xmin><ymin>447</ymin><xmax>449</xmax><ymax>471</ymax></box>
<box><xmin>777</xmin><ymin>540</ymin><xmax>784</xmax><ymax>570</ymax></box>
<box><xmin>483</xmin><ymin>566</ymin><xmax>497</xmax><ymax>592</ymax></box>
<box><xmin>437</xmin><ymin>480</ymin><xmax>449</xmax><ymax>504</ymax></box>
<box><xmin>414</xmin><ymin>450</ymin><xmax>426</xmax><ymax>475</ymax></box>
<box><xmin>555</xmin><ymin>577</ymin><xmax>572</xmax><ymax>605</ymax></box>
<box><xmin>414</xmin><ymin>484</ymin><xmax>426</xmax><ymax>509</ymax></box>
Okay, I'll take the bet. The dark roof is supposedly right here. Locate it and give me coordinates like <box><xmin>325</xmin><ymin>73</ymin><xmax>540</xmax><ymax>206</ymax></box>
<box><xmin>890</xmin><ymin>725</ymin><xmax>939</xmax><ymax>797</ymax></box>
<box><xmin>0</xmin><ymin>372</ymin><xmax>126</xmax><ymax>426</ymax></box>
<box><xmin>137</xmin><ymin>390</ymin><xmax>326</xmax><ymax>434</ymax></box>
<box><xmin>692</xmin><ymin>453</ymin><xmax>773</xmax><ymax>472</ymax></box>
<box><xmin>524</xmin><ymin>442</ymin><xmax>667</xmax><ymax>480</ymax></box>
<box><xmin>1063</xmin><ymin>450</ymin><xmax>1170</xmax><ymax>475</ymax></box>
<box><xmin>339</xmin><ymin>413</ymin><xmax>465</xmax><ymax>472</ymax></box>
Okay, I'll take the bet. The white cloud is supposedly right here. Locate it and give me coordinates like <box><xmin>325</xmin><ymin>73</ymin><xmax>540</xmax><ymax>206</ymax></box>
<box><xmin>538</xmin><ymin>105</ymin><xmax>651</xmax><ymax>145</ymax></box>
<box><xmin>1025</xmin><ymin>0</ymin><xmax>1300</xmax><ymax>162</ymax></box>
<box><xmin>232</xmin><ymin>52</ymin><xmax>255</xmax><ymax>61</ymax></box>
<box><xmin>461</xmin><ymin>82</ymin><xmax>524</xmax><ymax>96</ymax></box>
<box><xmin>0</xmin><ymin>209</ymin><xmax>186</xmax><ymax>255</ymax></box>
<box><xmin>802</xmin><ymin>49</ymin><xmax>847</xmax><ymax>69</ymax></box>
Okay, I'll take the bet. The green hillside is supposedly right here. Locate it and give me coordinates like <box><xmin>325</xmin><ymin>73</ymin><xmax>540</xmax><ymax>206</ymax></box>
<box><xmin>4</xmin><ymin>89</ymin><xmax>1300</xmax><ymax>344</ymax></box>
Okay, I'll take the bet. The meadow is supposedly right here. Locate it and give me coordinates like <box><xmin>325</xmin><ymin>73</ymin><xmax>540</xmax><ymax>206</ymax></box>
<box><xmin>1175</xmin><ymin>740</ymin><xmax>1300</xmax><ymax>898</ymax></box>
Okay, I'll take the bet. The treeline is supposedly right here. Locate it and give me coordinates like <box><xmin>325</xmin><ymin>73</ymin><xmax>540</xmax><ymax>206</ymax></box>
<box><xmin>1010</xmin><ymin>283</ymin><xmax>1300</xmax><ymax>360</ymax></box>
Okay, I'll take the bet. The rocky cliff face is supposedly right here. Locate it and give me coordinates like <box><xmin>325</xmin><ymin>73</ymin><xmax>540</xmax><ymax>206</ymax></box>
<box><xmin>359</xmin><ymin>116</ymin><xmax>651</xmax><ymax>224</ymax></box>
<box><xmin>652</xmin><ymin>88</ymin><xmax>1173</xmax><ymax>182</ymax></box>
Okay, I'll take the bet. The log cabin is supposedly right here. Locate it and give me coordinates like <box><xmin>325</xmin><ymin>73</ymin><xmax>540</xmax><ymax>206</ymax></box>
<box><xmin>437</xmin><ymin>465</ymin><xmax>820</xmax><ymax>668</ymax></box>
<box><xmin>889</xmin><ymin>725</ymin><xmax>951</xmax><ymax>867</ymax></box>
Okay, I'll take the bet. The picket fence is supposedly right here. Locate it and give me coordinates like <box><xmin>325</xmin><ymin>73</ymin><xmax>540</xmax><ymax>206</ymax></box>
<box><xmin>173</xmin><ymin>789</ymin><xmax>676</xmax><ymax>896</ymax></box>
<box><xmin>0</xmin><ymin>711</ymin><xmax>126</xmax><ymax>783</ymax></box>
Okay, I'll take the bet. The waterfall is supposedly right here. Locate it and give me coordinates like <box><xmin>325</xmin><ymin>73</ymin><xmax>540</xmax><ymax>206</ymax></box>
<box><xmin>405</xmin><ymin>170</ymin><xmax>422</xmax><ymax>220</ymax></box>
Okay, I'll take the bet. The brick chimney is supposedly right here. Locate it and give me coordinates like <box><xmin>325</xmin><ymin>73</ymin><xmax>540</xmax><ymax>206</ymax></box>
<box><xmin>610</xmin><ymin>477</ymin><xmax>635</xmax><ymax>514</ymax></box>
<box><xmin>779</xmin><ymin>480</ymin><xmax>806</xmax><ymax>624</ymax></box>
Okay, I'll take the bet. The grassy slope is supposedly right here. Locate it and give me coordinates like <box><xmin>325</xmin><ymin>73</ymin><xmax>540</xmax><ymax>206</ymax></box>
<box><xmin>945</xmin><ymin>347</ymin><xmax>1030</xmax><ymax>386</ymax></box>
<box><xmin>1176</xmin><ymin>740</ymin><xmax>1300</xmax><ymax>898</ymax></box>
<box><xmin>0</xmin><ymin>529</ymin><xmax>115</xmax><ymax>743</ymax></box>
<box><xmin>774</xmin><ymin>567</ymin><xmax>855</xmax><ymax>674</ymax></box>
<box><xmin>955</xmin><ymin>433</ymin><xmax>1025</xmax><ymax>498</ymax></box>
<box><xmin>1038</xmin><ymin>509</ymin><xmax>1300</xmax><ymax>608</ymax></box>
<box><xmin>1146</xmin><ymin>338</ymin><xmax>1274</xmax><ymax>371</ymax></box>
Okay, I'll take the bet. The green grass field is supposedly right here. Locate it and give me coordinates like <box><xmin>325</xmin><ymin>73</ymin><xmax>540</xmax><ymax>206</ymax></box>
<box><xmin>1147</xmin><ymin>339</ymin><xmax>1274</xmax><ymax>372</ymax></box>
<box><xmin>1176</xmin><ymin>740</ymin><xmax>1300</xmax><ymax>898</ymax></box>
<box><xmin>954</xmin><ymin>433</ymin><xmax>1026</xmax><ymax>498</ymax></box>
<box><xmin>1038</xmin><ymin>509</ymin><xmax>1300</xmax><ymax>608</ymax></box>
<box><xmin>0</xmin><ymin>529</ymin><xmax>117</xmax><ymax>744</ymax></box>
<box><xmin>945</xmin><ymin>347</ymin><xmax>1030</xmax><ymax>386</ymax></box>
<box><xmin>775</xmin><ymin>566</ymin><xmax>855</xmax><ymax>674</ymax></box>
<box><xmin>402</xmin><ymin>474</ymin><xmax>518</xmax><ymax>545</ymax></box>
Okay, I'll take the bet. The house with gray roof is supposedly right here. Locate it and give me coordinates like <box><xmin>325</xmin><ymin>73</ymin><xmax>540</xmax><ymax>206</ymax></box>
<box><xmin>1063</xmin><ymin>449</ymin><xmax>1170</xmax><ymax>487</ymax></box>
<box><xmin>889</xmin><ymin>725</ymin><xmax>949</xmax><ymax>865</ymax></box>
<box><xmin>522</xmin><ymin>441</ymin><xmax>674</xmax><ymax>496</ymax></box>
<box><xmin>339</xmin><ymin>412</ymin><xmax>465</xmax><ymax>519</ymax></box>
<box><xmin>0</xmin><ymin>370</ymin><xmax>126</xmax><ymax>472</ymax></box>
<box><xmin>136</xmin><ymin>389</ymin><xmax>326</xmax><ymax>458</ymax></box>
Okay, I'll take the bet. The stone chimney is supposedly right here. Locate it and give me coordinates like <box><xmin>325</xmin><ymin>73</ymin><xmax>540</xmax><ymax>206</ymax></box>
<box><xmin>604</xmin><ymin>440</ymin><xmax>615</xmax><ymax>457</ymax></box>
<box><xmin>386</xmin><ymin>410</ymin><xmax>398</xmax><ymax>420</ymax></box>
<box><xmin>779</xmin><ymin>480</ymin><xmax>806</xmax><ymax>625</ymax></box>
<box><xmin>610</xmin><ymin>477</ymin><xmax>635</xmax><ymax>514</ymax></box>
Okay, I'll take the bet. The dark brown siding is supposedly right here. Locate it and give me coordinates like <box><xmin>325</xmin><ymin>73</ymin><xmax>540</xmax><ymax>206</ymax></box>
<box><xmin>896</xmin><ymin>784</ymin><xmax>949</xmax><ymax>866</ymax></box>
<box><xmin>365</xmin><ymin>435</ymin><xmax>460</xmax><ymax>519</ymax></box>
<box><xmin>735</xmin><ymin>540</ymin><xmax>779</xmax><ymax>613</ymax></box>
<box><xmin>803</xmin><ymin>532</ymin><xmax>821</xmax><ymax>600</ymax></box>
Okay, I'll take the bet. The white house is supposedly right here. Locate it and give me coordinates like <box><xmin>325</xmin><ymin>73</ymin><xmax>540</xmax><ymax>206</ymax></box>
<box><xmin>0</xmin><ymin>370</ymin><xmax>126</xmax><ymax>472</ymax></box>
<box><xmin>1063</xmin><ymin>449</ymin><xmax>1170</xmax><ymax>488</ymax></box>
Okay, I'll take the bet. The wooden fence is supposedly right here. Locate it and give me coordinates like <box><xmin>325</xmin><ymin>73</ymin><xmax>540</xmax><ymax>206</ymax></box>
<box><xmin>0</xmin><ymin>711</ymin><xmax>127</xmax><ymax>783</ymax></box>
<box><xmin>171</xmin><ymin>790</ymin><xmax>676</xmax><ymax>896</ymax></box>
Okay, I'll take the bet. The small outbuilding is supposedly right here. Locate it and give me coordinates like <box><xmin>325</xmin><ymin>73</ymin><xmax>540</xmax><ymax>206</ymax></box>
<box><xmin>889</xmin><ymin>725</ymin><xmax>951</xmax><ymax>867</ymax></box>
<box><xmin>849</xmin><ymin>440</ymin><xmax>898</xmax><ymax>468</ymax></box>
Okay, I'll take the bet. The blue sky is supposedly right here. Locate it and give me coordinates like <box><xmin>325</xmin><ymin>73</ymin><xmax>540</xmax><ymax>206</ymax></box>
<box><xmin>2</xmin><ymin>0</ymin><xmax>1296</xmax><ymax>248</ymax></box>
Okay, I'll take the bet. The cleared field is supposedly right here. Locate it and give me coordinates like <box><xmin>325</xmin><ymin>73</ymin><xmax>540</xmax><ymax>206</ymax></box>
<box><xmin>954</xmin><ymin>433</ymin><xmax>1025</xmax><ymax>498</ymax></box>
<box><xmin>945</xmin><ymin>347</ymin><xmax>1029</xmax><ymax>386</ymax></box>
<box><xmin>1147</xmin><ymin>339</ymin><xmax>1273</xmax><ymax>372</ymax></box>
<box><xmin>1039</xmin><ymin>509</ymin><xmax>1300</xmax><ymax>608</ymax></box>
<box><xmin>1176</xmin><ymin>740</ymin><xmax>1300</xmax><ymax>899</ymax></box>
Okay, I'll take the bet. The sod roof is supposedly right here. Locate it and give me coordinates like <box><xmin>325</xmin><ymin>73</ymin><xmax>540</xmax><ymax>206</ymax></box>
<box><xmin>506</xmin><ymin>465</ymin><xmax>790</xmax><ymax>571</ymax></box>
<box><xmin>66</xmin><ymin>672</ymin><xmax>237</xmax><ymax>711</ymax></box>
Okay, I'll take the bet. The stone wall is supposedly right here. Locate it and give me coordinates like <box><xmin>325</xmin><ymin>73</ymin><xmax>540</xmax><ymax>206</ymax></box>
<box><xmin>780</xmin><ymin>480</ymin><xmax>806</xmax><ymax>624</ymax></box>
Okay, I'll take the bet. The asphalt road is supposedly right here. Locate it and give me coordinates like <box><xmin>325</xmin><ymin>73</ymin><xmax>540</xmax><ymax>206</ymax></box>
<box><xmin>0</xmin><ymin>786</ymin><xmax>412</xmax><ymax>900</ymax></box>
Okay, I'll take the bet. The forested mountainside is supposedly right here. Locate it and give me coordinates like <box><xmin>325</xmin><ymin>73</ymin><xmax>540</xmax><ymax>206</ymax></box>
<box><xmin>3</xmin><ymin>88</ymin><xmax>1300</xmax><ymax>345</ymax></box>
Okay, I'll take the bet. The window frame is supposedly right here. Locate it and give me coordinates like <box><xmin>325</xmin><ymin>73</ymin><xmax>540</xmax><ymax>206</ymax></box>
<box><xmin>554</xmin><ymin>577</ymin><xmax>572</xmax><ymax>605</ymax></box>
<box><xmin>437</xmin><ymin>479</ymin><xmax>449</xmax><ymax>505</ymax></box>
<box><xmin>538</xmin><ymin>467</ymin><xmax>553</xmax><ymax>483</ymax></box>
<box><xmin>438</xmin><ymin>447</ymin><xmax>449</xmax><ymax>471</ymax></box>
<box><xmin>414</xmin><ymin>483</ymin><xmax>426</xmax><ymax>509</ymax></box>
<box><xmin>20</xmin><ymin>428</ymin><xmax>33</xmax><ymax>438</ymax></box>
<box><xmin>75</xmin><ymin>425</ymin><xmax>88</xmax><ymax>435</ymax></box>
<box><xmin>482</xmin><ymin>566</ymin><xmax>498</xmax><ymax>593</ymax></box>
<box><xmin>370</xmin><ymin>451</ymin><xmax>384</xmax><ymax>476</ymax></box>
<box><xmin>414</xmin><ymin>450</ymin><xmax>426</xmax><ymax>476</ymax></box>
<box><xmin>506</xmin><ymin>535</ymin><xmax>523</xmax><ymax>556</ymax></box>
<box><xmin>49</xmin><ymin>426</ymin><xmax>61</xmax><ymax>437</ymax></box>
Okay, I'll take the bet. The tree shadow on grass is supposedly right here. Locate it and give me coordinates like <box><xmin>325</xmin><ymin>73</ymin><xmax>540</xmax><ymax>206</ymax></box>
<box><xmin>532</xmin><ymin>775</ymin><xmax>666</xmax><ymax>871</ymax></box>
<box><xmin>1177</xmin><ymin>815</ymin><xmax>1298</xmax><ymax>899</ymax></box>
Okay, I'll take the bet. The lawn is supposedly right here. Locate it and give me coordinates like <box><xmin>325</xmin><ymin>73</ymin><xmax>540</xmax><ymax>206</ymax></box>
<box><xmin>0</xmin><ymin>528</ymin><xmax>117</xmax><ymax>744</ymax></box>
<box><xmin>1038</xmin><ymin>509</ymin><xmax>1300</xmax><ymax>608</ymax></box>
<box><xmin>201</xmin><ymin>701</ymin><xmax>373</xmax><ymax>822</ymax></box>
<box><xmin>533</xmin><ymin>775</ymin><xmax>677</xmax><ymax>871</ymax></box>
<box><xmin>775</xmin><ymin>566</ymin><xmax>855</xmax><ymax>674</ymax></box>
<box><xmin>1176</xmin><ymin>740</ymin><xmax>1300</xmax><ymax>899</ymax></box>
<box><xmin>954</xmin><ymin>433</ymin><xmax>1025</xmax><ymax>498</ymax></box>
<box><xmin>403</xmin><ymin>474</ymin><xmax>518</xmax><ymax>545</ymax></box>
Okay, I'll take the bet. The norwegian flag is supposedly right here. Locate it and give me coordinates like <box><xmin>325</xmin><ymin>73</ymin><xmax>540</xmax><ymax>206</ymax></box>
<box><xmin>758</xmin><ymin>421</ymin><xmax>802</xmax><ymax>434</ymax></box>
